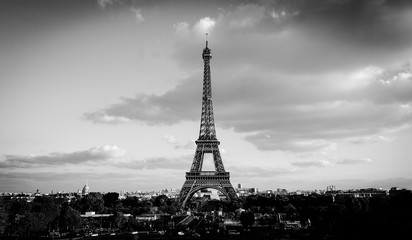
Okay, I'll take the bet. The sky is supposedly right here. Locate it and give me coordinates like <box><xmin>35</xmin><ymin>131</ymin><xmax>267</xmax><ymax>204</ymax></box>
<box><xmin>1</xmin><ymin>0</ymin><xmax>412</xmax><ymax>193</ymax></box>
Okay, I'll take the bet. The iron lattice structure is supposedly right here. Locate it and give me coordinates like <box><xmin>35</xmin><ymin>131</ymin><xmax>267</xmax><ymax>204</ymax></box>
<box><xmin>179</xmin><ymin>41</ymin><xmax>237</xmax><ymax>208</ymax></box>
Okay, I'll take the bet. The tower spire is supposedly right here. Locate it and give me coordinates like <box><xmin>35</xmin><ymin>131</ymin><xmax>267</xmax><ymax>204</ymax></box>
<box><xmin>206</xmin><ymin>33</ymin><xmax>208</xmax><ymax>48</ymax></box>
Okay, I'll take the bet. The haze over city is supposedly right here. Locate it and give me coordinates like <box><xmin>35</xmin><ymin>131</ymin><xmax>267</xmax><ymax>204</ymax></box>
<box><xmin>1</xmin><ymin>0</ymin><xmax>412</xmax><ymax>193</ymax></box>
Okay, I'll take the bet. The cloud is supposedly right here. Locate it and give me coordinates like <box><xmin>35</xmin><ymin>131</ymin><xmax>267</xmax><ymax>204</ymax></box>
<box><xmin>116</xmin><ymin>156</ymin><xmax>191</xmax><ymax>170</ymax></box>
<box><xmin>337</xmin><ymin>158</ymin><xmax>372</xmax><ymax>165</ymax></box>
<box><xmin>0</xmin><ymin>145</ymin><xmax>126</xmax><ymax>168</ymax></box>
<box><xmin>292</xmin><ymin>157</ymin><xmax>372</xmax><ymax>168</ymax></box>
<box><xmin>84</xmin><ymin>79</ymin><xmax>200</xmax><ymax>125</ymax></box>
<box><xmin>84</xmin><ymin>65</ymin><xmax>412</xmax><ymax>154</ymax></box>
<box><xmin>130</xmin><ymin>7</ymin><xmax>144</xmax><ymax>24</ymax></box>
<box><xmin>194</xmin><ymin>17</ymin><xmax>216</xmax><ymax>34</ymax></box>
<box><xmin>174</xmin><ymin>22</ymin><xmax>190</xmax><ymax>37</ymax></box>
<box><xmin>162</xmin><ymin>134</ymin><xmax>195</xmax><ymax>150</ymax></box>
<box><xmin>224</xmin><ymin>4</ymin><xmax>265</xmax><ymax>29</ymax></box>
<box><xmin>346</xmin><ymin>135</ymin><xmax>394</xmax><ymax>144</ymax></box>
<box><xmin>86</xmin><ymin>1</ymin><xmax>412</xmax><ymax>155</ymax></box>
<box><xmin>162</xmin><ymin>134</ymin><xmax>177</xmax><ymax>144</ymax></box>
<box><xmin>246</xmin><ymin>134</ymin><xmax>337</xmax><ymax>153</ymax></box>
<box><xmin>83</xmin><ymin>111</ymin><xmax>131</xmax><ymax>124</ymax></box>
<box><xmin>174</xmin><ymin>17</ymin><xmax>216</xmax><ymax>40</ymax></box>
<box><xmin>291</xmin><ymin>160</ymin><xmax>334</xmax><ymax>168</ymax></box>
<box><xmin>97</xmin><ymin>0</ymin><xmax>114</xmax><ymax>9</ymax></box>
<box><xmin>174</xmin><ymin>1</ymin><xmax>412</xmax><ymax>73</ymax></box>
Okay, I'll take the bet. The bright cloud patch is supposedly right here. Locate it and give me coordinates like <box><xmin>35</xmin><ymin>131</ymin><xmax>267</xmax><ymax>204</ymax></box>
<box><xmin>194</xmin><ymin>17</ymin><xmax>216</xmax><ymax>34</ymax></box>
<box><xmin>174</xmin><ymin>17</ymin><xmax>216</xmax><ymax>40</ymax></box>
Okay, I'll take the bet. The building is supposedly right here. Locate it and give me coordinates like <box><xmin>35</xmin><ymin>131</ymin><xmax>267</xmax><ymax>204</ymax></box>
<box><xmin>82</xmin><ymin>182</ymin><xmax>90</xmax><ymax>196</ymax></box>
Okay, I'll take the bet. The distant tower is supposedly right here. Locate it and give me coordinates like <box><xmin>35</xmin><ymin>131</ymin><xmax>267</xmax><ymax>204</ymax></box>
<box><xmin>82</xmin><ymin>181</ymin><xmax>89</xmax><ymax>196</ymax></box>
<box><xmin>178</xmin><ymin>39</ymin><xmax>237</xmax><ymax>208</ymax></box>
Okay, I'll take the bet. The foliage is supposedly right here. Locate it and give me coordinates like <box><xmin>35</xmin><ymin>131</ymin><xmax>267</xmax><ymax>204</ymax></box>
<box><xmin>240</xmin><ymin>211</ymin><xmax>255</xmax><ymax>228</ymax></box>
<box><xmin>111</xmin><ymin>211</ymin><xmax>125</xmax><ymax>228</ymax></box>
<box><xmin>154</xmin><ymin>195</ymin><xmax>169</xmax><ymax>207</ymax></box>
<box><xmin>0</xmin><ymin>197</ymin><xmax>8</xmax><ymax>234</ymax></box>
<box><xmin>103</xmin><ymin>192</ymin><xmax>119</xmax><ymax>208</ymax></box>
<box><xmin>59</xmin><ymin>204</ymin><xmax>81</xmax><ymax>231</ymax></box>
<box><xmin>78</xmin><ymin>192</ymin><xmax>105</xmax><ymax>213</ymax></box>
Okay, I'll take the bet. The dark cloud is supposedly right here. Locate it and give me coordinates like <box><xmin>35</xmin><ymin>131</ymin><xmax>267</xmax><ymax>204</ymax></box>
<box><xmin>363</xmin><ymin>67</ymin><xmax>412</xmax><ymax>104</ymax></box>
<box><xmin>84</xmin><ymin>66</ymin><xmax>412</xmax><ymax>153</ymax></box>
<box><xmin>294</xmin><ymin>0</ymin><xmax>412</xmax><ymax>47</ymax></box>
<box><xmin>0</xmin><ymin>145</ymin><xmax>126</xmax><ymax>168</ymax></box>
<box><xmin>173</xmin><ymin>0</ymin><xmax>412</xmax><ymax>74</ymax></box>
<box><xmin>84</xmin><ymin>79</ymin><xmax>201</xmax><ymax>125</ymax></box>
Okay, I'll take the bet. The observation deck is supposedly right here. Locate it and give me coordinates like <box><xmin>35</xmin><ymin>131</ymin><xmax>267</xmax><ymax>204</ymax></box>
<box><xmin>185</xmin><ymin>171</ymin><xmax>230</xmax><ymax>180</ymax></box>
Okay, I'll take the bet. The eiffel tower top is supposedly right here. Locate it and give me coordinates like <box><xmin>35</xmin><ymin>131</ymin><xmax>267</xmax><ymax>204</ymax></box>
<box><xmin>202</xmin><ymin>40</ymin><xmax>212</xmax><ymax>60</ymax></box>
<box><xmin>198</xmin><ymin>38</ymin><xmax>217</xmax><ymax>141</ymax></box>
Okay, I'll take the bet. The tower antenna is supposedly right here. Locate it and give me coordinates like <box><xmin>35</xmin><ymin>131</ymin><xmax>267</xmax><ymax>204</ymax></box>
<box><xmin>206</xmin><ymin>33</ymin><xmax>208</xmax><ymax>48</ymax></box>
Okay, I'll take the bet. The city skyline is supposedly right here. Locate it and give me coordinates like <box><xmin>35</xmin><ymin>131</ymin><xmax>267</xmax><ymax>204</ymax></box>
<box><xmin>1</xmin><ymin>0</ymin><xmax>412</xmax><ymax>193</ymax></box>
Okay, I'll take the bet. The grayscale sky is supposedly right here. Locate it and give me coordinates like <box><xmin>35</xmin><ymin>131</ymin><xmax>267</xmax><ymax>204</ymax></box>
<box><xmin>1</xmin><ymin>0</ymin><xmax>412</xmax><ymax>193</ymax></box>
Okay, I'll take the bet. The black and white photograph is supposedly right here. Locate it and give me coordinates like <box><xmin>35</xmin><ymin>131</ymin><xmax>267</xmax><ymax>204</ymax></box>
<box><xmin>1</xmin><ymin>0</ymin><xmax>412</xmax><ymax>239</ymax></box>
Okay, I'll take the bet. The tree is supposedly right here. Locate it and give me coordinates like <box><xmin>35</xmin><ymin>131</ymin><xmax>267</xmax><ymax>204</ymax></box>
<box><xmin>27</xmin><ymin>212</ymin><xmax>49</xmax><ymax>235</ymax></box>
<box><xmin>198</xmin><ymin>199</ymin><xmax>222</xmax><ymax>212</ymax></box>
<box><xmin>0</xmin><ymin>197</ymin><xmax>8</xmax><ymax>234</ymax></box>
<box><xmin>111</xmin><ymin>212</ymin><xmax>125</xmax><ymax>229</ymax></box>
<box><xmin>59</xmin><ymin>205</ymin><xmax>81</xmax><ymax>231</ymax></box>
<box><xmin>8</xmin><ymin>199</ymin><xmax>31</xmax><ymax>215</ymax></box>
<box><xmin>284</xmin><ymin>203</ymin><xmax>298</xmax><ymax>220</ymax></box>
<box><xmin>6</xmin><ymin>213</ymin><xmax>31</xmax><ymax>238</ymax></box>
<box><xmin>78</xmin><ymin>193</ymin><xmax>104</xmax><ymax>213</ymax></box>
<box><xmin>240</xmin><ymin>211</ymin><xmax>255</xmax><ymax>229</ymax></box>
<box><xmin>154</xmin><ymin>195</ymin><xmax>169</xmax><ymax>207</ymax></box>
<box><xmin>103</xmin><ymin>192</ymin><xmax>119</xmax><ymax>208</ymax></box>
<box><xmin>31</xmin><ymin>196</ymin><xmax>60</xmax><ymax>231</ymax></box>
<box><xmin>158</xmin><ymin>205</ymin><xmax>177</xmax><ymax>215</ymax></box>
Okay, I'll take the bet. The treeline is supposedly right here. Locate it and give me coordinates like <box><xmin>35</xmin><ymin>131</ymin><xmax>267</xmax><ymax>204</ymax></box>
<box><xmin>232</xmin><ymin>189</ymin><xmax>412</xmax><ymax>239</ymax></box>
<box><xmin>0</xmin><ymin>192</ymin><xmax>173</xmax><ymax>238</ymax></box>
<box><xmin>184</xmin><ymin>189</ymin><xmax>412</xmax><ymax>238</ymax></box>
<box><xmin>1</xmin><ymin>189</ymin><xmax>412</xmax><ymax>239</ymax></box>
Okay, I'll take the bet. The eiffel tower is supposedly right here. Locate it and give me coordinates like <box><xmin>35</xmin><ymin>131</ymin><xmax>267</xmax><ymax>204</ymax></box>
<box><xmin>178</xmin><ymin>39</ymin><xmax>237</xmax><ymax>208</ymax></box>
